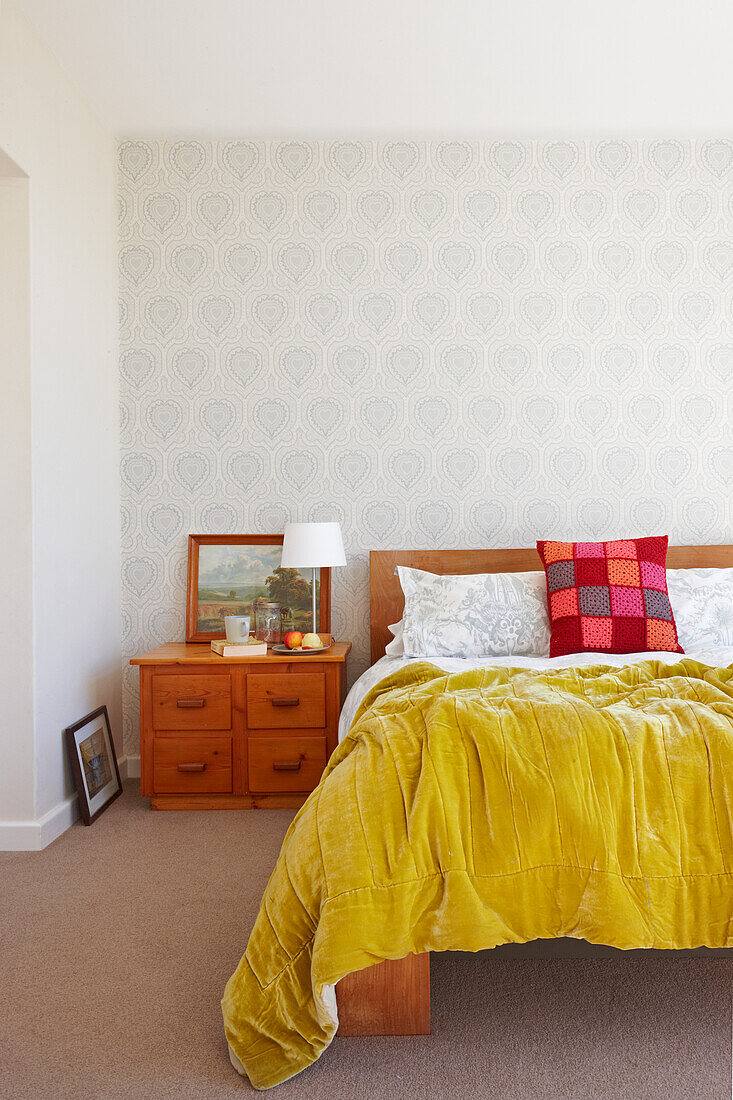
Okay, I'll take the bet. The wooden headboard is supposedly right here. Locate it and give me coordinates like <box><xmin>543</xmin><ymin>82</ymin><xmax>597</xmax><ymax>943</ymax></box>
<box><xmin>369</xmin><ymin>545</ymin><xmax>733</xmax><ymax>664</ymax></box>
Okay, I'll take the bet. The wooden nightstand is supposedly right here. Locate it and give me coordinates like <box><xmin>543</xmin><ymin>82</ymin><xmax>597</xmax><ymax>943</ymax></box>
<box><xmin>129</xmin><ymin>642</ymin><xmax>351</xmax><ymax>810</ymax></box>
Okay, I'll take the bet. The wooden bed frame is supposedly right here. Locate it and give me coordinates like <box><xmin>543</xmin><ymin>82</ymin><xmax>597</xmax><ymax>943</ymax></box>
<box><xmin>336</xmin><ymin>543</ymin><xmax>733</xmax><ymax>1037</ymax></box>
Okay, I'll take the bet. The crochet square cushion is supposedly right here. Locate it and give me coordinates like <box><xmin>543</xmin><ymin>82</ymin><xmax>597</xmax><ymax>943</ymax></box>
<box><xmin>536</xmin><ymin>536</ymin><xmax>684</xmax><ymax>657</ymax></box>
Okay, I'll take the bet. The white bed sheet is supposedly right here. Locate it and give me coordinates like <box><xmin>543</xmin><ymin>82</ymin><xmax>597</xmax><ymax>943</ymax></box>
<box><xmin>338</xmin><ymin>646</ymin><xmax>733</xmax><ymax>742</ymax></box>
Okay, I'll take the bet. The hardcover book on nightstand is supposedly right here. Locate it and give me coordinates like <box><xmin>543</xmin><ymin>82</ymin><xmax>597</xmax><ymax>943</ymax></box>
<box><xmin>210</xmin><ymin>638</ymin><xmax>268</xmax><ymax>657</ymax></box>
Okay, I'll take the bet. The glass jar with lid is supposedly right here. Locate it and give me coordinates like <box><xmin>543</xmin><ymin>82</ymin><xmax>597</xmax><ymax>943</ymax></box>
<box><xmin>254</xmin><ymin>600</ymin><xmax>282</xmax><ymax>645</ymax></box>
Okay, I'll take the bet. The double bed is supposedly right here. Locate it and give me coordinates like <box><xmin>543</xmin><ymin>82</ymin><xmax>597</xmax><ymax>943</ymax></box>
<box><xmin>223</xmin><ymin>545</ymin><xmax>733</xmax><ymax>1090</ymax></box>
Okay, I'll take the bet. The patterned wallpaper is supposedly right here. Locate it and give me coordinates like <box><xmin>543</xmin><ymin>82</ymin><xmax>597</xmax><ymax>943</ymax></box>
<box><xmin>119</xmin><ymin>139</ymin><xmax>733</xmax><ymax>755</ymax></box>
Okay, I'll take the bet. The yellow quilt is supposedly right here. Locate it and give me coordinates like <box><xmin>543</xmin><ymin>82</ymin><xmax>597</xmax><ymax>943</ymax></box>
<box><xmin>222</xmin><ymin>659</ymin><xmax>733</xmax><ymax>1089</ymax></box>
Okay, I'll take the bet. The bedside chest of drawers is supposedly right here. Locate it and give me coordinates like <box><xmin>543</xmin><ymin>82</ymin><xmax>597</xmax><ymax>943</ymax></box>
<box><xmin>129</xmin><ymin>642</ymin><xmax>351</xmax><ymax>809</ymax></box>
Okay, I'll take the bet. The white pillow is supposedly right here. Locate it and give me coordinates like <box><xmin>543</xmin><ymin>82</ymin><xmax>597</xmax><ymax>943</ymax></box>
<box><xmin>667</xmin><ymin>568</ymin><xmax>733</xmax><ymax>650</ymax></box>
<box><xmin>385</xmin><ymin>621</ymin><xmax>404</xmax><ymax>656</ymax></box>
<box><xmin>396</xmin><ymin>566</ymin><xmax>550</xmax><ymax>658</ymax></box>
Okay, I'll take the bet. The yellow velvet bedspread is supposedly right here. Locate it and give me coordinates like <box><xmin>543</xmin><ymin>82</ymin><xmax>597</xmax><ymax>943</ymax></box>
<box><xmin>222</xmin><ymin>659</ymin><xmax>733</xmax><ymax>1089</ymax></box>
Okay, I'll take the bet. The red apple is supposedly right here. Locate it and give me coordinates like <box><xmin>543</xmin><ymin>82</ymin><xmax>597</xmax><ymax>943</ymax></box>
<box><xmin>283</xmin><ymin>630</ymin><xmax>303</xmax><ymax>650</ymax></box>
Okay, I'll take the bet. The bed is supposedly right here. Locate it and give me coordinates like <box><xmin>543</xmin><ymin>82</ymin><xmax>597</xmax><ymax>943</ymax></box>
<box><xmin>222</xmin><ymin>544</ymin><xmax>733</xmax><ymax>1090</ymax></box>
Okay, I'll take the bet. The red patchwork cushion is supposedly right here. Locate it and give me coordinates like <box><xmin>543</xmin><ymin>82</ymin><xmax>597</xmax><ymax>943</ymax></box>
<box><xmin>536</xmin><ymin>536</ymin><xmax>684</xmax><ymax>657</ymax></box>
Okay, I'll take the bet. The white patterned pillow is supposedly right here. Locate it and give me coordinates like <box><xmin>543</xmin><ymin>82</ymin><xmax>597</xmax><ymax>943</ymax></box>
<box><xmin>667</xmin><ymin>568</ymin><xmax>733</xmax><ymax>649</ymax></box>
<box><xmin>396</xmin><ymin>567</ymin><xmax>550</xmax><ymax>658</ymax></box>
<box><xmin>384</xmin><ymin>621</ymin><xmax>405</xmax><ymax>656</ymax></box>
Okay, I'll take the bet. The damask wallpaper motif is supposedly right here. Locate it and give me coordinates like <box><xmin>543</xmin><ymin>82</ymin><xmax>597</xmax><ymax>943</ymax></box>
<box><xmin>119</xmin><ymin>139</ymin><xmax>732</xmax><ymax>755</ymax></box>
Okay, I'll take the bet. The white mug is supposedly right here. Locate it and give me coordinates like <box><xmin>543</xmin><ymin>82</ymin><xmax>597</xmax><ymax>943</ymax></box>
<box><xmin>224</xmin><ymin>615</ymin><xmax>251</xmax><ymax>644</ymax></box>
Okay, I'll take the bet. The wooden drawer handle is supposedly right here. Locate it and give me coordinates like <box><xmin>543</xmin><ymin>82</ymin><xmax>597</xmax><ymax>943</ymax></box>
<box><xmin>176</xmin><ymin>697</ymin><xmax>206</xmax><ymax>708</ymax></box>
<box><xmin>177</xmin><ymin>762</ymin><xmax>206</xmax><ymax>773</ymax></box>
<box><xmin>272</xmin><ymin>759</ymin><xmax>302</xmax><ymax>772</ymax></box>
<box><xmin>270</xmin><ymin>696</ymin><xmax>300</xmax><ymax>707</ymax></box>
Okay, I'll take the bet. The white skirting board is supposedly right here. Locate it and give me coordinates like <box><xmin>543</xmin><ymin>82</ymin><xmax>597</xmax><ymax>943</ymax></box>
<box><xmin>0</xmin><ymin>754</ymin><xmax>138</xmax><ymax>851</ymax></box>
<box><xmin>0</xmin><ymin>795</ymin><xmax>79</xmax><ymax>851</ymax></box>
<box><xmin>124</xmin><ymin>755</ymin><xmax>140</xmax><ymax>778</ymax></box>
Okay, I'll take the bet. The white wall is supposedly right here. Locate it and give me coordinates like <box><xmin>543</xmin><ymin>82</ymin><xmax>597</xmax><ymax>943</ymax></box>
<box><xmin>0</xmin><ymin>0</ymin><xmax>121</xmax><ymax>848</ymax></box>
<box><xmin>0</xmin><ymin>160</ymin><xmax>34</xmax><ymax>824</ymax></box>
<box><xmin>16</xmin><ymin>0</ymin><xmax>733</xmax><ymax>138</ymax></box>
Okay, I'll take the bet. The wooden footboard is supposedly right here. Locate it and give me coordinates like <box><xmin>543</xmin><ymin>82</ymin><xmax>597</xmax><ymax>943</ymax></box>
<box><xmin>337</xmin><ymin>952</ymin><xmax>431</xmax><ymax>1036</ymax></box>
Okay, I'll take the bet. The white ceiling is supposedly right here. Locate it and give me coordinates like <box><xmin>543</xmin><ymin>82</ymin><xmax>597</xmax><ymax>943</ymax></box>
<box><xmin>16</xmin><ymin>0</ymin><xmax>733</xmax><ymax>138</ymax></box>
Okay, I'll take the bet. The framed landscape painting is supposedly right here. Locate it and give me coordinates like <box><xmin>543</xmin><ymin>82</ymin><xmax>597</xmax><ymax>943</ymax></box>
<box><xmin>185</xmin><ymin>534</ymin><xmax>332</xmax><ymax>643</ymax></box>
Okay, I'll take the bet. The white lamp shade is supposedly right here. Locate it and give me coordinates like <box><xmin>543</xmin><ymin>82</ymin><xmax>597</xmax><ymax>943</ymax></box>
<box><xmin>280</xmin><ymin>522</ymin><xmax>346</xmax><ymax>569</ymax></box>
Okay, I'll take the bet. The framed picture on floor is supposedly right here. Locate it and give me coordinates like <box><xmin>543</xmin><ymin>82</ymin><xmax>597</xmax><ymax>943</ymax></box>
<box><xmin>185</xmin><ymin>534</ymin><xmax>331</xmax><ymax>643</ymax></box>
<box><xmin>64</xmin><ymin>705</ymin><xmax>122</xmax><ymax>825</ymax></box>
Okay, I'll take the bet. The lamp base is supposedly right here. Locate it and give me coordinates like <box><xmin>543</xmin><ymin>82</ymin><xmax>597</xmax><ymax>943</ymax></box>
<box><xmin>311</xmin><ymin>566</ymin><xmax>317</xmax><ymax>635</ymax></box>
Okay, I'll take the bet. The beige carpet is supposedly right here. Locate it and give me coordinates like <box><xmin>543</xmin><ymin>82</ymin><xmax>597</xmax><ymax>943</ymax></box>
<box><xmin>1</xmin><ymin>783</ymin><xmax>731</xmax><ymax>1099</ymax></box>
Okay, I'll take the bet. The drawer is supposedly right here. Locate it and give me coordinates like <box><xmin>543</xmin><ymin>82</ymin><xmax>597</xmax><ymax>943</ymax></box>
<box><xmin>246</xmin><ymin>673</ymin><xmax>325</xmax><ymax>729</ymax></box>
<box><xmin>152</xmin><ymin>674</ymin><xmax>231</xmax><ymax>731</ymax></box>
<box><xmin>248</xmin><ymin>735</ymin><xmax>327</xmax><ymax>793</ymax></box>
<box><xmin>153</xmin><ymin>736</ymin><xmax>232</xmax><ymax>794</ymax></box>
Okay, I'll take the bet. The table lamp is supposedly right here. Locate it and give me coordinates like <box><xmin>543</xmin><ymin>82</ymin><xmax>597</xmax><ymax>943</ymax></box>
<box><xmin>280</xmin><ymin>521</ymin><xmax>346</xmax><ymax>635</ymax></box>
